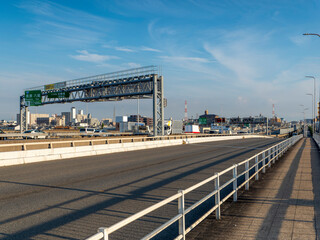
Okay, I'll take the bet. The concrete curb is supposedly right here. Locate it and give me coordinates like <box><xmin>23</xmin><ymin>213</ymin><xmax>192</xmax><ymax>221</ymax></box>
<box><xmin>0</xmin><ymin>135</ymin><xmax>271</xmax><ymax>167</ymax></box>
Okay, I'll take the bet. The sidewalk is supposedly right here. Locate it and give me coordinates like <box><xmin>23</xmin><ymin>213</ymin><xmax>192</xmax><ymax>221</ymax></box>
<box><xmin>189</xmin><ymin>137</ymin><xmax>320</xmax><ymax>240</ymax></box>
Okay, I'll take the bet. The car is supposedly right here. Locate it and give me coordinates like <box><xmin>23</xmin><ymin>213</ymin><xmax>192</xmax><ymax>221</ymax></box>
<box><xmin>94</xmin><ymin>129</ymin><xmax>108</xmax><ymax>137</ymax></box>
<box><xmin>79</xmin><ymin>128</ymin><xmax>95</xmax><ymax>137</ymax></box>
<box><xmin>23</xmin><ymin>129</ymin><xmax>47</xmax><ymax>139</ymax></box>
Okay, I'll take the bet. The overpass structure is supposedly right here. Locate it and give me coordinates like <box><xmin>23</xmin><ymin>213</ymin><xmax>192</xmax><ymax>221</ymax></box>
<box><xmin>20</xmin><ymin>66</ymin><xmax>164</xmax><ymax>136</ymax></box>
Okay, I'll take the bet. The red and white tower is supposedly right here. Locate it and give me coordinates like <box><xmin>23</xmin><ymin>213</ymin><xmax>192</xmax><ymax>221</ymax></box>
<box><xmin>184</xmin><ymin>100</ymin><xmax>188</xmax><ymax>121</ymax></box>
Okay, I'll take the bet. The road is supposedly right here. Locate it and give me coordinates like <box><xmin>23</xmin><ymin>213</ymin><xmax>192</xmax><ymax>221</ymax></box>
<box><xmin>0</xmin><ymin>137</ymin><xmax>280</xmax><ymax>240</ymax></box>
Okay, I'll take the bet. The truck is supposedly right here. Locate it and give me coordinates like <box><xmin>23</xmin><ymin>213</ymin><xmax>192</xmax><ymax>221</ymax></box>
<box><xmin>185</xmin><ymin>125</ymin><xmax>200</xmax><ymax>134</ymax></box>
<box><xmin>164</xmin><ymin>120</ymin><xmax>183</xmax><ymax>135</ymax></box>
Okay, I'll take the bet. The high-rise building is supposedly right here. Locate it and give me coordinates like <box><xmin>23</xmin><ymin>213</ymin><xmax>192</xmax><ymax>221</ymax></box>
<box><xmin>62</xmin><ymin>112</ymin><xmax>71</xmax><ymax>125</ymax></box>
<box><xmin>71</xmin><ymin>107</ymin><xmax>76</xmax><ymax>121</ymax></box>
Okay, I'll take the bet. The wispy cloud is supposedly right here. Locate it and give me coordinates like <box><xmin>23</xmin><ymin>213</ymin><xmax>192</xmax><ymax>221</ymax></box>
<box><xmin>115</xmin><ymin>47</ymin><xmax>135</xmax><ymax>52</ymax></box>
<box><xmin>70</xmin><ymin>50</ymin><xmax>119</xmax><ymax>63</ymax></box>
<box><xmin>140</xmin><ymin>46</ymin><xmax>161</xmax><ymax>52</ymax></box>
<box><xmin>127</xmin><ymin>62</ymin><xmax>141</xmax><ymax>68</ymax></box>
<box><xmin>160</xmin><ymin>56</ymin><xmax>210</xmax><ymax>63</ymax></box>
<box><xmin>104</xmin><ymin>44</ymin><xmax>161</xmax><ymax>53</ymax></box>
<box><xmin>18</xmin><ymin>0</ymin><xmax>114</xmax><ymax>46</ymax></box>
<box><xmin>148</xmin><ymin>20</ymin><xmax>176</xmax><ymax>40</ymax></box>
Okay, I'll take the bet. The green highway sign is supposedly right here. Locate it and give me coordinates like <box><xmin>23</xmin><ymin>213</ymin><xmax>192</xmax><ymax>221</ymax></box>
<box><xmin>199</xmin><ymin>117</ymin><xmax>207</xmax><ymax>125</ymax></box>
<box><xmin>48</xmin><ymin>92</ymin><xmax>70</xmax><ymax>98</ymax></box>
<box><xmin>25</xmin><ymin>90</ymin><xmax>42</xmax><ymax>106</ymax></box>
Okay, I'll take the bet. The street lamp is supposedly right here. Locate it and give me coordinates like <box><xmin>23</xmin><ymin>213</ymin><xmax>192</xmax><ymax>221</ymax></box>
<box><xmin>306</xmin><ymin>93</ymin><xmax>314</xmax><ymax>133</ymax></box>
<box><xmin>300</xmin><ymin>105</ymin><xmax>309</xmax><ymax>137</ymax></box>
<box><xmin>303</xmin><ymin>32</ymin><xmax>319</xmax><ymax>132</ymax></box>
<box><xmin>305</xmin><ymin>76</ymin><xmax>316</xmax><ymax>133</ymax></box>
<box><xmin>303</xmin><ymin>33</ymin><xmax>320</xmax><ymax>37</ymax></box>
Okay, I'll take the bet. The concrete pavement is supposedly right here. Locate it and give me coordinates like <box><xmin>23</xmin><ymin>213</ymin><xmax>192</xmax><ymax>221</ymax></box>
<box><xmin>189</xmin><ymin>137</ymin><xmax>320</xmax><ymax>240</ymax></box>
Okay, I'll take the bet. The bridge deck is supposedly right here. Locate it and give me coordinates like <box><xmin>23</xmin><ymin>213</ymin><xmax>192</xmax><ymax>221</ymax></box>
<box><xmin>189</xmin><ymin>137</ymin><xmax>320</xmax><ymax>240</ymax></box>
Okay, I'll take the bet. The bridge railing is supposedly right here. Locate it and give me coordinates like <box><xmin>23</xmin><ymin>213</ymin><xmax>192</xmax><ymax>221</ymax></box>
<box><xmin>85</xmin><ymin>134</ymin><xmax>302</xmax><ymax>240</ymax></box>
<box><xmin>313</xmin><ymin>133</ymin><xmax>320</xmax><ymax>147</ymax></box>
<box><xmin>0</xmin><ymin>133</ymin><xmax>254</xmax><ymax>152</ymax></box>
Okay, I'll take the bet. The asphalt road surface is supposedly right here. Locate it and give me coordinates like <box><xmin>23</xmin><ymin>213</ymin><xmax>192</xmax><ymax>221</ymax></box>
<box><xmin>0</xmin><ymin>137</ymin><xmax>280</xmax><ymax>240</ymax></box>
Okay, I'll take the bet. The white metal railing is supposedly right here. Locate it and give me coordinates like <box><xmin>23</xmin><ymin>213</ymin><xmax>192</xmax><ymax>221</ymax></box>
<box><xmin>85</xmin><ymin>134</ymin><xmax>302</xmax><ymax>240</ymax></box>
<box><xmin>0</xmin><ymin>133</ymin><xmax>249</xmax><ymax>152</ymax></box>
<box><xmin>313</xmin><ymin>133</ymin><xmax>320</xmax><ymax>147</ymax></box>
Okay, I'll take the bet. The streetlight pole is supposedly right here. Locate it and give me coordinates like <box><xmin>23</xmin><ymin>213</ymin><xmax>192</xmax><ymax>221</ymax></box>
<box><xmin>306</xmin><ymin>76</ymin><xmax>316</xmax><ymax>134</ymax></box>
<box><xmin>303</xmin><ymin>32</ymin><xmax>319</xmax><ymax>132</ymax></box>
<box><xmin>300</xmin><ymin>104</ymin><xmax>308</xmax><ymax>137</ymax></box>
<box><xmin>306</xmin><ymin>93</ymin><xmax>314</xmax><ymax>133</ymax></box>
<box><xmin>303</xmin><ymin>33</ymin><xmax>320</xmax><ymax>37</ymax></box>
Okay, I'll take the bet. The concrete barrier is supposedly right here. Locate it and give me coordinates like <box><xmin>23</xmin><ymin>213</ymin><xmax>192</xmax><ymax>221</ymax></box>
<box><xmin>0</xmin><ymin>135</ymin><xmax>271</xmax><ymax>167</ymax></box>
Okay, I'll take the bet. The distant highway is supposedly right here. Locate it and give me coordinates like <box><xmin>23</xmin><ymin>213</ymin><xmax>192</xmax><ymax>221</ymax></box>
<box><xmin>0</xmin><ymin>137</ymin><xmax>280</xmax><ymax>240</ymax></box>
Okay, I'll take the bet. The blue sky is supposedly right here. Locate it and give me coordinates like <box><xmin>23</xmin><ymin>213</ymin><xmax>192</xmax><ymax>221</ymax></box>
<box><xmin>1</xmin><ymin>0</ymin><xmax>320</xmax><ymax>121</ymax></box>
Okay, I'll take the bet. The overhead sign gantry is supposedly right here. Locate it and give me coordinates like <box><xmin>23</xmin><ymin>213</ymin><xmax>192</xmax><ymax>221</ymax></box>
<box><xmin>20</xmin><ymin>66</ymin><xmax>164</xmax><ymax>136</ymax></box>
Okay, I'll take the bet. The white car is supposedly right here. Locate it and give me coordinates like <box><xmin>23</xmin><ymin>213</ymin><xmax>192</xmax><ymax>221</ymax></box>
<box><xmin>23</xmin><ymin>130</ymin><xmax>47</xmax><ymax>139</ymax></box>
<box><xmin>93</xmin><ymin>129</ymin><xmax>108</xmax><ymax>137</ymax></box>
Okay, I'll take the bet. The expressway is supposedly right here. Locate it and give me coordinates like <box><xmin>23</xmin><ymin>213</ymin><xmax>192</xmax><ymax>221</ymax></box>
<box><xmin>0</xmin><ymin>137</ymin><xmax>280</xmax><ymax>240</ymax></box>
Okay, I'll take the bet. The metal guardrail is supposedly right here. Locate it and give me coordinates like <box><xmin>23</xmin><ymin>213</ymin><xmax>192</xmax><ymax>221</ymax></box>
<box><xmin>85</xmin><ymin>134</ymin><xmax>302</xmax><ymax>240</ymax></box>
<box><xmin>0</xmin><ymin>134</ymin><xmax>249</xmax><ymax>152</ymax></box>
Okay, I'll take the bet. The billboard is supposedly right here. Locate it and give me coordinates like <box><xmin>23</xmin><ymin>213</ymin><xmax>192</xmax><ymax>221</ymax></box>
<box><xmin>25</xmin><ymin>90</ymin><xmax>42</xmax><ymax>106</ymax></box>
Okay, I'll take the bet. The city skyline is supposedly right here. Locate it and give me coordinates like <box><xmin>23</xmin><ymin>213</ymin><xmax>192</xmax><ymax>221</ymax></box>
<box><xmin>1</xmin><ymin>1</ymin><xmax>320</xmax><ymax>121</ymax></box>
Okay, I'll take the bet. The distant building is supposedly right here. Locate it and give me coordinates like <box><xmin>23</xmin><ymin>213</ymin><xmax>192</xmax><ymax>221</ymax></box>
<box><xmin>199</xmin><ymin>110</ymin><xmax>225</xmax><ymax>126</ymax></box>
<box><xmin>71</xmin><ymin>107</ymin><xmax>76</xmax><ymax>121</ymax></box>
<box><xmin>61</xmin><ymin>112</ymin><xmax>71</xmax><ymax>125</ymax></box>
<box><xmin>128</xmin><ymin>115</ymin><xmax>153</xmax><ymax>126</ymax></box>
<box><xmin>37</xmin><ymin>117</ymin><xmax>50</xmax><ymax>125</ymax></box>
<box><xmin>29</xmin><ymin>114</ymin><xmax>49</xmax><ymax>125</ymax></box>
<box><xmin>229</xmin><ymin>115</ymin><xmax>267</xmax><ymax>125</ymax></box>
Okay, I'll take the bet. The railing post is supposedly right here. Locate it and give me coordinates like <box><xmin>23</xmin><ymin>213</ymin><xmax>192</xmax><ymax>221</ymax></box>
<box><xmin>178</xmin><ymin>190</ymin><xmax>185</xmax><ymax>239</ymax></box>
<box><xmin>272</xmin><ymin>147</ymin><xmax>275</xmax><ymax>164</ymax></box>
<box><xmin>245</xmin><ymin>161</ymin><xmax>249</xmax><ymax>190</ymax></box>
<box><xmin>255</xmin><ymin>156</ymin><xmax>259</xmax><ymax>180</ymax></box>
<box><xmin>233</xmin><ymin>165</ymin><xmax>238</xmax><ymax>202</ymax></box>
<box><xmin>262</xmin><ymin>152</ymin><xmax>266</xmax><ymax>173</ymax></box>
<box><xmin>280</xmin><ymin>143</ymin><xmax>282</xmax><ymax>157</ymax></box>
<box><xmin>215</xmin><ymin>173</ymin><xmax>221</xmax><ymax>220</ymax></box>
<box><xmin>98</xmin><ymin>227</ymin><xmax>109</xmax><ymax>240</ymax></box>
<box><xmin>268</xmin><ymin>149</ymin><xmax>271</xmax><ymax>168</ymax></box>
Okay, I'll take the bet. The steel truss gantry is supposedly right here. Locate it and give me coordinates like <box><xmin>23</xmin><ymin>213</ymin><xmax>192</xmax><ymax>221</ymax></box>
<box><xmin>20</xmin><ymin>66</ymin><xmax>164</xmax><ymax>136</ymax></box>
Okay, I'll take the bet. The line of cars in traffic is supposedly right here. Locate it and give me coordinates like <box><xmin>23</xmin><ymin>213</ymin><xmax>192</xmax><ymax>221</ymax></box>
<box><xmin>23</xmin><ymin>128</ymin><xmax>110</xmax><ymax>139</ymax></box>
<box><xmin>79</xmin><ymin>128</ymin><xmax>109</xmax><ymax>137</ymax></box>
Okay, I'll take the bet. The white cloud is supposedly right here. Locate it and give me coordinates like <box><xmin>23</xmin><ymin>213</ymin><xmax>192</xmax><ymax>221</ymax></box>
<box><xmin>140</xmin><ymin>46</ymin><xmax>161</xmax><ymax>52</ymax></box>
<box><xmin>115</xmin><ymin>47</ymin><xmax>135</xmax><ymax>52</ymax></box>
<box><xmin>148</xmin><ymin>20</ymin><xmax>176</xmax><ymax>40</ymax></box>
<box><xmin>160</xmin><ymin>56</ymin><xmax>210</xmax><ymax>63</ymax></box>
<box><xmin>70</xmin><ymin>50</ymin><xmax>119</xmax><ymax>63</ymax></box>
<box><xmin>127</xmin><ymin>62</ymin><xmax>141</xmax><ymax>68</ymax></box>
<box><xmin>237</xmin><ymin>96</ymin><xmax>247</xmax><ymax>104</ymax></box>
<box><xmin>18</xmin><ymin>0</ymin><xmax>114</xmax><ymax>46</ymax></box>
